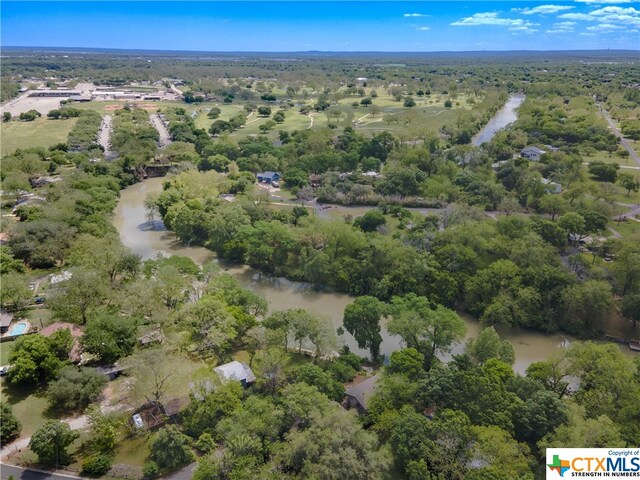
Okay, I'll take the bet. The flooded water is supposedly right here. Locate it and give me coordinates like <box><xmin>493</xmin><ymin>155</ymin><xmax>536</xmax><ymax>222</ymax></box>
<box><xmin>472</xmin><ymin>94</ymin><xmax>526</xmax><ymax>146</ymax></box>
<box><xmin>113</xmin><ymin>177</ymin><xmax>636</xmax><ymax>373</ymax></box>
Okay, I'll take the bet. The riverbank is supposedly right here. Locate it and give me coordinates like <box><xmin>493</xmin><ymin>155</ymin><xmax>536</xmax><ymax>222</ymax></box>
<box><xmin>471</xmin><ymin>94</ymin><xmax>525</xmax><ymax>146</ymax></box>
<box><xmin>113</xmin><ymin>177</ymin><xmax>637</xmax><ymax>373</ymax></box>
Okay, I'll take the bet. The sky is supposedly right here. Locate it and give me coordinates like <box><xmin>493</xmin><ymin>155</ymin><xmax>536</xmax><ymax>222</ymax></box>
<box><xmin>1</xmin><ymin>1</ymin><xmax>639</xmax><ymax>51</ymax></box>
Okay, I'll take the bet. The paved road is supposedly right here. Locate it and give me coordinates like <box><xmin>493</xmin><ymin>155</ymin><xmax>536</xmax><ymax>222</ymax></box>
<box><xmin>0</xmin><ymin>464</ymin><xmax>83</xmax><ymax>480</ymax></box>
<box><xmin>98</xmin><ymin>115</ymin><xmax>113</xmax><ymax>158</ymax></box>
<box><xmin>599</xmin><ymin>105</ymin><xmax>640</xmax><ymax>167</ymax></box>
<box><xmin>163</xmin><ymin>463</ymin><xmax>196</xmax><ymax>480</ymax></box>
<box><xmin>149</xmin><ymin>113</ymin><xmax>172</xmax><ymax>148</ymax></box>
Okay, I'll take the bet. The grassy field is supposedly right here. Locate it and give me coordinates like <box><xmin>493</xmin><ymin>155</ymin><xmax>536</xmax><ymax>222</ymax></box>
<box><xmin>0</xmin><ymin>380</ymin><xmax>52</xmax><ymax>437</ymax></box>
<box><xmin>1</xmin><ymin>117</ymin><xmax>78</xmax><ymax>154</ymax></box>
<box><xmin>583</xmin><ymin>150</ymin><xmax>637</xmax><ymax>167</ymax></box>
<box><xmin>1</xmin><ymin>341</ymin><xmax>15</xmax><ymax>365</ymax></box>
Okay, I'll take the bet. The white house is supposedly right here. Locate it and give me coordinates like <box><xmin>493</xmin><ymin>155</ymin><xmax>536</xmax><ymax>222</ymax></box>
<box><xmin>521</xmin><ymin>146</ymin><xmax>547</xmax><ymax>161</ymax></box>
<box><xmin>214</xmin><ymin>361</ymin><xmax>256</xmax><ymax>387</ymax></box>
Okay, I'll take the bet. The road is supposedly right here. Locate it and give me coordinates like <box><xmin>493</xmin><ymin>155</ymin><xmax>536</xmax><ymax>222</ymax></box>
<box><xmin>149</xmin><ymin>113</ymin><xmax>172</xmax><ymax>148</ymax></box>
<box><xmin>0</xmin><ymin>464</ymin><xmax>84</xmax><ymax>480</ymax></box>
<box><xmin>599</xmin><ymin>105</ymin><xmax>640</xmax><ymax>167</ymax></box>
<box><xmin>98</xmin><ymin>115</ymin><xmax>113</xmax><ymax>158</ymax></box>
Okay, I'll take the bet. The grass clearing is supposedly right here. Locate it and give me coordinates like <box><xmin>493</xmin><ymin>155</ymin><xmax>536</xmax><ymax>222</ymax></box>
<box><xmin>1</xmin><ymin>117</ymin><xmax>78</xmax><ymax>154</ymax></box>
<box><xmin>1</xmin><ymin>341</ymin><xmax>15</xmax><ymax>365</ymax></box>
<box><xmin>0</xmin><ymin>381</ymin><xmax>52</xmax><ymax>437</ymax></box>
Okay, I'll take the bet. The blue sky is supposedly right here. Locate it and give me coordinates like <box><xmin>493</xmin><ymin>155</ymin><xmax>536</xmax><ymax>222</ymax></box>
<box><xmin>1</xmin><ymin>1</ymin><xmax>639</xmax><ymax>51</ymax></box>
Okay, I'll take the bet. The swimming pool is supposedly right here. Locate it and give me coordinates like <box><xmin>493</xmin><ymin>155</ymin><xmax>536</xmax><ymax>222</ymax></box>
<box><xmin>9</xmin><ymin>322</ymin><xmax>28</xmax><ymax>336</ymax></box>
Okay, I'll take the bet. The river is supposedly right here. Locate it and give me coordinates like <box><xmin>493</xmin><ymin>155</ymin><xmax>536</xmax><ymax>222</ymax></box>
<box><xmin>472</xmin><ymin>94</ymin><xmax>526</xmax><ymax>146</ymax></box>
<box><xmin>111</xmin><ymin>177</ymin><xmax>638</xmax><ymax>374</ymax></box>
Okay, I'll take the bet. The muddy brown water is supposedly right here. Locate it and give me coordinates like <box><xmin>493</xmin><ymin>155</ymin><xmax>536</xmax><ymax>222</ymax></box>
<box><xmin>113</xmin><ymin>177</ymin><xmax>637</xmax><ymax>373</ymax></box>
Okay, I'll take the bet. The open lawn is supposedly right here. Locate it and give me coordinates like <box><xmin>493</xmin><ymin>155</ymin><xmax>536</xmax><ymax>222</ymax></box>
<box><xmin>1</xmin><ymin>341</ymin><xmax>15</xmax><ymax>365</ymax></box>
<box><xmin>0</xmin><ymin>381</ymin><xmax>52</xmax><ymax>437</ymax></box>
<box><xmin>1</xmin><ymin>117</ymin><xmax>78</xmax><ymax>155</ymax></box>
<box><xmin>583</xmin><ymin>149</ymin><xmax>636</xmax><ymax>167</ymax></box>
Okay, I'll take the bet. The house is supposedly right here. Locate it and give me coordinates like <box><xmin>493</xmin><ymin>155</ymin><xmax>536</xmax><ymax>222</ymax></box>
<box><xmin>344</xmin><ymin>374</ymin><xmax>380</xmax><ymax>413</ymax></box>
<box><xmin>309</xmin><ymin>174</ymin><xmax>321</xmax><ymax>188</ymax></box>
<box><xmin>138</xmin><ymin>327</ymin><xmax>165</xmax><ymax>347</ymax></box>
<box><xmin>256</xmin><ymin>171</ymin><xmax>280</xmax><ymax>184</ymax></box>
<box><xmin>0</xmin><ymin>311</ymin><xmax>13</xmax><ymax>334</ymax></box>
<box><xmin>214</xmin><ymin>361</ymin><xmax>256</xmax><ymax>387</ymax></box>
<box><xmin>130</xmin><ymin>397</ymin><xmax>189</xmax><ymax>430</ymax></box>
<box><xmin>29</xmin><ymin>176</ymin><xmax>61</xmax><ymax>188</ymax></box>
<box><xmin>541</xmin><ymin>178</ymin><xmax>562</xmax><ymax>194</ymax></box>
<box><xmin>96</xmin><ymin>364</ymin><xmax>128</xmax><ymax>381</ymax></box>
<box><xmin>40</xmin><ymin>322</ymin><xmax>84</xmax><ymax>363</ymax></box>
<box><xmin>520</xmin><ymin>146</ymin><xmax>546</xmax><ymax>161</ymax></box>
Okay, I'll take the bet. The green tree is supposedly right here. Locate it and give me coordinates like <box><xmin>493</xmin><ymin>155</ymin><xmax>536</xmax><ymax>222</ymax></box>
<box><xmin>387</xmin><ymin>348</ymin><xmax>424</xmax><ymax>380</ymax></box>
<box><xmin>538</xmin><ymin>194</ymin><xmax>568</xmax><ymax>220</ymax></box>
<box><xmin>8</xmin><ymin>335</ymin><xmax>63</xmax><ymax>385</ymax></box>
<box><xmin>87</xmin><ymin>406</ymin><xmax>118</xmax><ymax>453</ymax></box>
<box><xmin>49</xmin><ymin>268</ymin><xmax>108</xmax><ymax>324</ymax></box>
<box><xmin>0</xmin><ymin>402</ymin><xmax>21</xmax><ymax>444</ymax></box>
<box><xmin>207</xmin><ymin>107</ymin><xmax>222</xmax><ymax>119</ymax></box>
<box><xmin>273</xmin><ymin>407</ymin><xmax>391</xmax><ymax>479</ymax></box>
<box><xmin>561</xmin><ymin>280</ymin><xmax>612</xmax><ymax>334</ymax></box>
<box><xmin>538</xmin><ymin>403</ymin><xmax>625</xmax><ymax>449</ymax></box>
<box><xmin>354</xmin><ymin>210</ymin><xmax>386</xmax><ymax>232</ymax></box>
<box><xmin>565</xmin><ymin>342</ymin><xmax>640</xmax><ymax>444</ymax></box>
<box><xmin>47</xmin><ymin>366</ymin><xmax>106</xmax><ymax>411</ymax></box>
<box><xmin>82</xmin><ymin>314</ymin><xmax>137</xmax><ymax>363</ymax></box>
<box><xmin>343</xmin><ymin>296</ymin><xmax>386</xmax><ymax>361</ymax></box>
<box><xmin>149</xmin><ymin>425</ymin><xmax>194</xmax><ymax>469</ymax></box>
<box><xmin>621</xmin><ymin>293</ymin><xmax>640</xmax><ymax>328</ymax></box>
<box><xmin>617</xmin><ymin>172</ymin><xmax>640</xmax><ymax>196</ymax></box>
<box><xmin>29</xmin><ymin>420</ymin><xmax>79</xmax><ymax>467</ymax></box>
<box><xmin>257</xmin><ymin>105</ymin><xmax>272</xmax><ymax>116</ymax></box>
<box><xmin>403</xmin><ymin>97</ymin><xmax>416</xmax><ymax>108</ymax></box>
<box><xmin>468</xmin><ymin>425</ymin><xmax>534</xmax><ymax>480</ymax></box>
<box><xmin>388</xmin><ymin>294</ymin><xmax>466</xmax><ymax>369</ymax></box>
<box><xmin>0</xmin><ymin>272</ymin><xmax>32</xmax><ymax>310</ymax></box>
<box><xmin>295</xmin><ymin>363</ymin><xmax>345</xmax><ymax>401</ymax></box>
<box><xmin>465</xmin><ymin>327</ymin><xmax>515</xmax><ymax>365</ymax></box>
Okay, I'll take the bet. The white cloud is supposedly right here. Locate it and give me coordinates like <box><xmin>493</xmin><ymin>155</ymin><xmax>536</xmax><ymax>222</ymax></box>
<box><xmin>416</xmin><ymin>26</ymin><xmax>431</xmax><ymax>31</ymax></box>
<box><xmin>514</xmin><ymin>5</ymin><xmax>574</xmax><ymax>15</ymax></box>
<box><xmin>586</xmin><ymin>22</ymin><xmax>626</xmax><ymax>30</ymax></box>
<box><xmin>404</xmin><ymin>13</ymin><xmax>428</xmax><ymax>17</ymax></box>
<box><xmin>559</xmin><ymin>5</ymin><xmax>640</xmax><ymax>26</ymax></box>
<box><xmin>575</xmin><ymin>0</ymin><xmax>631</xmax><ymax>3</ymax></box>
<box><xmin>451</xmin><ymin>12</ymin><xmax>536</xmax><ymax>27</ymax></box>
<box><xmin>546</xmin><ymin>21</ymin><xmax>577</xmax><ymax>33</ymax></box>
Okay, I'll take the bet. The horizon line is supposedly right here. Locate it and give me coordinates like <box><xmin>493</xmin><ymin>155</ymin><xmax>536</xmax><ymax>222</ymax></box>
<box><xmin>3</xmin><ymin>46</ymin><xmax>640</xmax><ymax>54</ymax></box>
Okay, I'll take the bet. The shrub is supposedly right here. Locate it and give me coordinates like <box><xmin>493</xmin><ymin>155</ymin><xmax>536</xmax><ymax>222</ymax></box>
<box><xmin>142</xmin><ymin>461</ymin><xmax>160</xmax><ymax>479</ymax></box>
<box><xmin>82</xmin><ymin>453</ymin><xmax>112</xmax><ymax>476</ymax></box>
<box><xmin>0</xmin><ymin>402</ymin><xmax>21</xmax><ymax>444</ymax></box>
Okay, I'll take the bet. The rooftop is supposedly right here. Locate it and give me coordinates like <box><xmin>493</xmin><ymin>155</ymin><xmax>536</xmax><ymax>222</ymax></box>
<box><xmin>214</xmin><ymin>361</ymin><xmax>256</xmax><ymax>384</ymax></box>
<box><xmin>345</xmin><ymin>374</ymin><xmax>380</xmax><ymax>411</ymax></box>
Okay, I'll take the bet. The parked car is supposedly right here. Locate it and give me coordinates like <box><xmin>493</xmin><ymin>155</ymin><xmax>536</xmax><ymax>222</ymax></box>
<box><xmin>34</xmin><ymin>297</ymin><xmax>45</xmax><ymax>305</ymax></box>
<box><xmin>0</xmin><ymin>365</ymin><xmax>11</xmax><ymax>376</ymax></box>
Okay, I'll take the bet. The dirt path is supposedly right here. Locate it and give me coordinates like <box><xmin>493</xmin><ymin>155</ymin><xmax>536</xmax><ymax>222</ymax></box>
<box><xmin>0</xmin><ymin>415</ymin><xmax>88</xmax><ymax>460</ymax></box>
<box><xmin>598</xmin><ymin>104</ymin><xmax>640</xmax><ymax>167</ymax></box>
<box><xmin>307</xmin><ymin>113</ymin><xmax>315</xmax><ymax>129</ymax></box>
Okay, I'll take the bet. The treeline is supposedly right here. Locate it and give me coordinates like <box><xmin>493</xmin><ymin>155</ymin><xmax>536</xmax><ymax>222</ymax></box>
<box><xmin>151</xmin><ymin>168</ymin><xmax>638</xmax><ymax>336</ymax></box>
<box><xmin>110</xmin><ymin>107</ymin><xmax>158</xmax><ymax>171</ymax></box>
<box><xmin>67</xmin><ymin>110</ymin><xmax>103</xmax><ymax>152</ymax></box>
